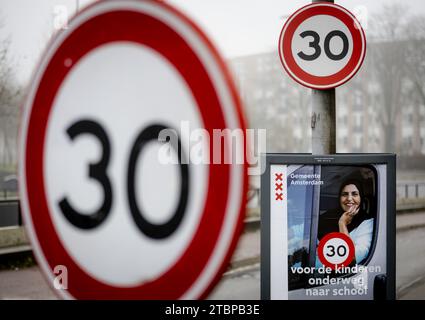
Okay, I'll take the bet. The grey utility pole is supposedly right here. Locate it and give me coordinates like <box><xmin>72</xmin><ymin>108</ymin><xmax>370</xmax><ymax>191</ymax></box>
<box><xmin>311</xmin><ymin>0</ymin><xmax>336</xmax><ymax>155</ymax></box>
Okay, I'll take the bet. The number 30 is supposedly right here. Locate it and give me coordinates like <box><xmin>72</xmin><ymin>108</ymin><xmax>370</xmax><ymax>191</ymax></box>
<box><xmin>297</xmin><ymin>30</ymin><xmax>349</xmax><ymax>61</ymax></box>
<box><xmin>58</xmin><ymin>119</ymin><xmax>189</xmax><ymax>240</ymax></box>
<box><xmin>325</xmin><ymin>244</ymin><xmax>347</xmax><ymax>257</ymax></box>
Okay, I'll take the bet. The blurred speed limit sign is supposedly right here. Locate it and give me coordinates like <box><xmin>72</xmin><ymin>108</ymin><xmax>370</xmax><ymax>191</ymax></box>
<box><xmin>278</xmin><ymin>2</ymin><xmax>366</xmax><ymax>89</ymax></box>
<box><xmin>19</xmin><ymin>0</ymin><xmax>247</xmax><ymax>299</ymax></box>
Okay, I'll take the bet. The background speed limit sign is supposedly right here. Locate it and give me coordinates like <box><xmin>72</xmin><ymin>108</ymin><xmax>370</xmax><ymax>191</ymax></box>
<box><xmin>19</xmin><ymin>0</ymin><xmax>247</xmax><ymax>299</ymax></box>
<box><xmin>317</xmin><ymin>232</ymin><xmax>355</xmax><ymax>269</ymax></box>
<box><xmin>278</xmin><ymin>2</ymin><xmax>366</xmax><ymax>89</ymax></box>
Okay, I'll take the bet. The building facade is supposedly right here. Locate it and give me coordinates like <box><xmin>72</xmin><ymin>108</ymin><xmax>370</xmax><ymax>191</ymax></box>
<box><xmin>229</xmin><ymin>43</ymin><xmax>425</xmax><ymax>156</ymax></box>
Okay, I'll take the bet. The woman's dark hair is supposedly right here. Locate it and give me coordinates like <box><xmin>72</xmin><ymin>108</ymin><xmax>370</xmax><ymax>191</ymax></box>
<box><xmin>338</xmin><ymin>178</ymin><xmax>369</xmax><ymax>231</ymax></box>
<box><xmin>318</xmin><ymin>177</ymin><xmax>370</xmax><ymax>240</ymax></box>
<box><xmin>338</xmin><ymin>178</ymin><xmax>364</xmax><ymax>205</ymax></box>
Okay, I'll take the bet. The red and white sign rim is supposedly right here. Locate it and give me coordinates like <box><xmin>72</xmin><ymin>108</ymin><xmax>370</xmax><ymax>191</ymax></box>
<box><xmin>278</xmin><ymin>2</ymin><xmax>366</xmax><ymax>89</ymax></box>
<box><xmin>19</xmin><ymin>0</ymin><xmax>247</xmax><ymax>300</ymax></box>
<box><xmin>317</xmin><ymin>232</ymin><xmax>355</xmax><ymax>269</ymax></box>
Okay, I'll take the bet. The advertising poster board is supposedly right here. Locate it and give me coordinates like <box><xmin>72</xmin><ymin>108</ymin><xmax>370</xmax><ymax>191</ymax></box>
<box><xmin>261</xmin><ymin>154</ymin><xmax>396</xmax><ymax>300</ymax></box>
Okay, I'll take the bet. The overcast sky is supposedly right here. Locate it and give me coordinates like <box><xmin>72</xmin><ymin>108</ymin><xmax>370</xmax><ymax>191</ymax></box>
<box><xmin>2</xmin><ymin>0</ymin><xmax>425</xmax><ymax>84</ymax></box>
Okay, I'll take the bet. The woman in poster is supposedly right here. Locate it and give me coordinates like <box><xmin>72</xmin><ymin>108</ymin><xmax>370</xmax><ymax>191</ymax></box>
<box><xmin>327</xmin><ymin>179</ymin><xmax>374</xmax><ymax>264</ymax></box>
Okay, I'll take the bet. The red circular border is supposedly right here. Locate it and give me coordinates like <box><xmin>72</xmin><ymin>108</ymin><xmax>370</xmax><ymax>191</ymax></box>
<box><xmin>278</xmin><ymin>3</ymin><xmax>366</xmax><ymax>89</ymax></box>
<box><xmin>317</xmin><ymin>232</ymin><xmax>355</xmax><ymax>270</ymax></box>
<box><xmin>22</xmin><ymin>1</ymin><xmax>247</xmax><ymax>299</ymax></box>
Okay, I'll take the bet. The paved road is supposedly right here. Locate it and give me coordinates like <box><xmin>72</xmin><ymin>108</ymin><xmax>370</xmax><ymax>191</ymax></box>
<box><xmin>0</xmin><ymin>266</ymin><xmax>56</xmax><ymax>299</ymax></box>
<box><xmin>2</xmin><ymin>212</ymin><xmax>425</xmax><ymax>299</ymax></box>
<box><xmin>209</xmin><ymin>221</ymin><xmax>425</xmax><ymax>300</ymax></box>
<box><xmin>208</xmin><ymin>265</ymin><xmax>260</xmax><ymax>300</ymax></box>
<box><xmin>396</xmin><ymin>226</ymin><xmax>425</xmax><ymax>299</ymax></box>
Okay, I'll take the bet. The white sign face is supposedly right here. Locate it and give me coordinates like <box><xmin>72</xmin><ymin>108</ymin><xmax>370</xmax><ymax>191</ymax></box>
<box><xmin>279</xmin><ymin>3</ymin><xmax>366</xmax><ymax>89</ymax></box>
<box><xmin>321</xmin><ymin>237</ymin><xmax>350</xmax><ymax>265</ymax></box>
<box><xmin>19</xmin><ymin>0</ymin><xmax>247</xmax><ymax>299</ymax></box>
<box><xmin>45</xmin><ymin>43</ymin><xmax>206</xmax><ymax>286</ymax></box>
<box><xmin>291</xmin><ymin>15</ymin><xmax>353</xmax><ymax>77</ymax></box>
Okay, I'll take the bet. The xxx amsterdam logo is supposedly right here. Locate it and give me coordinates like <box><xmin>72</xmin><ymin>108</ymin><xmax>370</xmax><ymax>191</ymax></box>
<box><xmin>275</xmin><ymin>173</ymin><xmax>284</xmax><ymax>201</ymax></box>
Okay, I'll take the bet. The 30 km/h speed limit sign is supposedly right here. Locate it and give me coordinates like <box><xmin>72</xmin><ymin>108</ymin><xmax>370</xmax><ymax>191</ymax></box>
<box><xmin>278</xmin><ymin>3</ymin><xmax>366</xmax><ymax>89</ymax></box>
<box><xmin>317</xmin><ymin>232</ymin><xmax>355</xmax><ymax>270</ymax></box>
<box><xmin>19</xmin><ymin>0</ymin><xmax>247</xmax><ymax>299</ymax></box>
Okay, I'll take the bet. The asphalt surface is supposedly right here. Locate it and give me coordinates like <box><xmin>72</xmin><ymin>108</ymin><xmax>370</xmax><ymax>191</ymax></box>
<box><xmin>0</xmin><ymin>266</ymin><xmax>57</xmax><ymax>299</ymax></box>
<box><xmin>210</xmin><ymin>213</ymin><xmax>425</xmax><ymax>300</ymax></box>
<box><xmin>1</xmin><ymin>212</ymin><xmax>425</xmax><ymax>300</ymax></box>
<box><xmin>208</xmin><ymin>265</ymin><xmax>260</xmax><ymax>300</ymax></box>
<box><xmin>396</xmin><ymin>226</ymin><xmax>425</xmax><ymax>299</ymax></box>
<box><xmin>209</xmin><ymin>227</ymin><xmax>425</xmax><ymax>300</ymax></box>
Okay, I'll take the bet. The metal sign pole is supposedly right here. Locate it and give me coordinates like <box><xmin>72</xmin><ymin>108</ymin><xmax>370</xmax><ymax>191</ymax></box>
<box><xmin>311</xmin><ymin>0</ymin><xmax>336</xmax><ymax>155</ymax></box>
